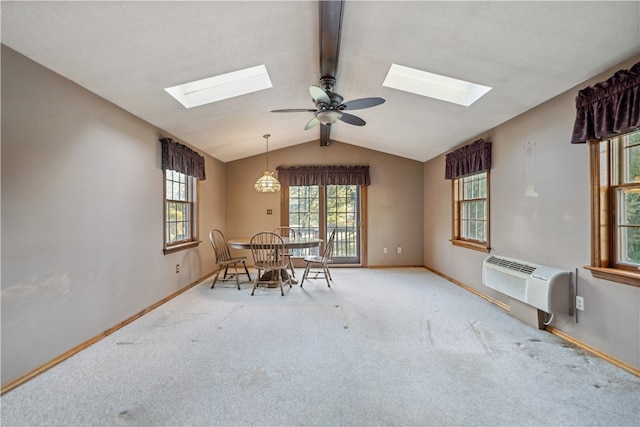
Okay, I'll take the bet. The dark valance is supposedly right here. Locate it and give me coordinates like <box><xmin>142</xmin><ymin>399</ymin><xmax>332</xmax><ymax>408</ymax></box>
<box><xmin>160</xmin><ymin>137</ymin><xmax>206</xmax><ymax>180</ymax></box>
<box><xmin>571</xmin><ymin>62</ymin><xmax>640</xmax><ymax>144</ymax></box>
<box><xmin>445</xmin><ymin>139</ymin><xmax>492</xmax><ymax>180</ymax></box>
<box><xmin>276</xmin><ymin>165</ymin><xmax>370</xmax><ymax>187</ymax></box>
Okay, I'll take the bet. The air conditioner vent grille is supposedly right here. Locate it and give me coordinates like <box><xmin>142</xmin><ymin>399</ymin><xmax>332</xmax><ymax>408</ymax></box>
<box><xmin>486</xmin><ymin>256</ymin><xmax>536</xmax><ymax>275</ymax></box>
<box><xmin>483</xmin><ymin>255</ymin><xmax>571</xmax><ymax>314</ymax></box>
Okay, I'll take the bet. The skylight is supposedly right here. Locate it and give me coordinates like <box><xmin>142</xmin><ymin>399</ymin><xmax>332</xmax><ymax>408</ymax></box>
<box><xmin>164</xmin><ymin>64</ymin><xmax>272</xmax><ymax>108</ymax></box>
<box><xmin>382</xmin><ymin>64</ymin><xmax>491</xmax><ymax>107</ymax></box>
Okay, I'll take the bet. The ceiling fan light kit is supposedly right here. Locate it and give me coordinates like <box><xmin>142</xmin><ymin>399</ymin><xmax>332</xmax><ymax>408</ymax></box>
<box><xmin>254</xmin><ymin>134</ymin><xmax>281</xmax><ymax>193</ymax></box>
<box><xmin>315</xmin><ymin>110</ymin><xmax>342</xmax><ymax>125</ymax></box>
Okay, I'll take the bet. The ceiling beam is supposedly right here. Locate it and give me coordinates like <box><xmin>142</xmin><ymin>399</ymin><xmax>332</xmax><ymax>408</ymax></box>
<box><xmin>318</xmin><ymin>0</ymin><xmax>344</xmax><ymax>146</ymax></box>
<box><xmin>320</xmin><ymin>124</ymin><xmax>331</xmax><ymax>147</ymax></box>
<box><xmin>319</xmin><ymin>0</ymin><xmax>343</xmax><ymax>87</ymax></box>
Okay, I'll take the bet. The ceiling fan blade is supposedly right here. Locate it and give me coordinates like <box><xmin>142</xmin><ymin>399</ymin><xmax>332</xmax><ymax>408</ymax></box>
<box><xmin>310</xmin><ymin>85</ymin><xmax>331</xmax><ymax>104</ymax></box>
<box><xmin>339</xmin><ymin>112</ymin><xmax>366</xmax><ymax>126</ymax></box>
<box><xmin>304</xmin><ymin>117</ymin><xmax>321</xmax><ymax>130</ymax></box>
<box><xmin>342</xmin><ymin>97</ymin><xmax>386</xmax><ymax>110</ymax></box>
<box><xmin>271</xmin><ymin>109</ymin><xmax>318</xmax><ymax>113</ymax></box>
<box><xmin>320</xmin><ymin>123</ymin><xmax>331</xmax><ymax>146</ymax></box>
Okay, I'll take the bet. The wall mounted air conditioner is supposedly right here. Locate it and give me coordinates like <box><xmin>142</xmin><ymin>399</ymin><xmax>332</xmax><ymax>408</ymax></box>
<box><xmin>482</xmin><ymin>255</ymin><xmax>571</xmax><ymax>314</ymax></box>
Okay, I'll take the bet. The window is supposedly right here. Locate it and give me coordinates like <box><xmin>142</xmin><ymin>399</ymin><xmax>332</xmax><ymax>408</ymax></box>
<box><xmin>284</xmin><ymin>184</ymin><xmax>365</xmax><ymax>265</ymax></box>
<box><xmin>164</xmin><ymin>169</ymin><xmax>199</xmax><ymax>254</ymax></box>
<box><xmin>451</xmin><ymin>171</ymin><xmax>490</xmax><ymax>252</ymax></box>
<box><xmin>383</xmin><ymin>63</ymin><xmax>492</xmax><ymax>107</ymax></box>
<box><xmin>164</xmin><ymin>65</ymin><xmax>272</xmax><ymax>108</ymax></box>
<box><xmin>326</xmin><ymin>185</ymin><xmax>361</xmax><ymax>263</ymax></box>
<box><xmin>288</xmin><ymin>185</ymin><xmax>320</xmax><ymax>251</ymax></box>
<box><xmin>587</xmin><ymin>129</ymin><xmax>640</xmax><ymax>286</ymax></box>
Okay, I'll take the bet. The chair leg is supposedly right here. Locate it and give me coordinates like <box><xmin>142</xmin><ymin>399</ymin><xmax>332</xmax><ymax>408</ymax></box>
<box><xmin>300</xmin><ymin>262</ymin><xmax>311</xmax><ymax>287</ymax></box>
<box><xmin>284</xmin><ymin>268</ymin><xmax>293</xmax><ymax>288</ymax></box>
<box><xmin>211</xmin><ymin>268</ymin><xmax>222</xmax><ymax>288</ymax></box>
<box><xmin>324</xmin><ymin>266</ymin><xmax>331</xmax><ymax>288</ymax></box>
<box><xmin>242</xmin><ymin>261</ymin><xmax>251</xmax><ymax>281</ymax></box>
<box><xmin>223</xmin><ymin>265</ymin><xmax>229</xmax><ymax>279</ymax></box>
<box><xmin>287</xmin><ymin>257</ymin><xmax>296</xmax><ymax>278</ymax></box>
<box><xmin>233</xmin><ymin>263</ymin><xmax>240</xmax><ymax>290</ymax></box>
<box><xmin>251</xmin><ymin>269</ymin><xmax>260</xmax><ymax>296</ymax></box>
<box><xmin>277</xmin><ymin>270</ymin><xmax>284</xmax><ymax>296</ymax></box>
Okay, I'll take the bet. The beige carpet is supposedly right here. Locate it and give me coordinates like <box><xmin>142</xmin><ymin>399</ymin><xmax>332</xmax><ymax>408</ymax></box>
<box><xmin>1</xmin><ymin>268</ymin><xmax>639</xmax><ymax>426</ymax></box>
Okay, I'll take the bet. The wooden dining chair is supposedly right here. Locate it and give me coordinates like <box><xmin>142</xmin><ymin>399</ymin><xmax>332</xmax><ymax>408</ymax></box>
<box><xmin>250</xmin><ymin>231</ymin><xmax>292</xmax><ymax>296</ymax></box>
<box><xmin>300</xmin><ymin>228</ymin><xmax>336</xmax><ymax>288</ymax></box>
<box><xmin>273</xmin><ymin>226</ymin><xmax>297</xmax><ymax>278</ymax></box>
<box><xmin>209</xmin><ymin>229</ymin><xmax>251</xmax><ymax>289</ymax></box>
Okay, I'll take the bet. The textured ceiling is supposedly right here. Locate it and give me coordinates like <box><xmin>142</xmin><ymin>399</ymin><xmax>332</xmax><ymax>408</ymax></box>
<box><xmin>2</xmin><ymin>1</ymin><xmax>639</xmax><ymax>162</ymax></box>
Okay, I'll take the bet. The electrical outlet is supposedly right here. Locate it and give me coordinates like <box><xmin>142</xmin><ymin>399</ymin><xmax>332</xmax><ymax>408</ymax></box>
<box><xmin>176</xmin><ymin>264</ymin><xmax>180</xmax><ymax>274</ymax></box>
<box><xmin>383</xmin><ymin>247</ymin><xmax>388</xmax><ymax>254</ymax></box>
<box><xmin>266</xmin><ymin>209</ymin><xmax>272</xmax><ymax>215</ymax></box>
<box><xmin>576</xmin><ymin>296</ymin><xmax>584</xmax><ymax>311</ymax></box>
<box><xmin>397</xmin><ymin>247</ymin><xmax>402</xmax><ymax>254</ymax></box>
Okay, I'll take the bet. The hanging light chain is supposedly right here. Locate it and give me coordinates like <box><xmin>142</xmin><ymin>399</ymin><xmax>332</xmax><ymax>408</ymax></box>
<box><xmin>263</xmin><ymin>134</ymin><xmax>270</xmax><ymax>171</ymax></box>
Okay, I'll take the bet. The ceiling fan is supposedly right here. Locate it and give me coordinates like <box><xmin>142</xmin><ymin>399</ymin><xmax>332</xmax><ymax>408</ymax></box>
<box><xmin>271</xmin><ymin>78</ymin><xmax>385</xmax><ymax>130</ymax></box>
<box><xmin>271</xmin><ymin>0</ymin><xmax>385</xmax><ymax>146</ymax></box>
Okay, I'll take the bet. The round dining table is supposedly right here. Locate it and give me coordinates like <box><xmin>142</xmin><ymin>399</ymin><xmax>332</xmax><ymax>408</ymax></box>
<box><xmin>227</xmin><ymin>237</ymin><xmax>323</xmax><ymax>250</ymax></box>
<box><xmin>228</xmin><ymin>236</ymin><xmax>323</xmax><ymax>285</ymax></box>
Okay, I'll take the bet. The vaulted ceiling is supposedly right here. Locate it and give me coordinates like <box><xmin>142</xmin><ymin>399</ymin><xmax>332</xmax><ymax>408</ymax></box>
<box><xmin>2</xmin><ymin>1</ymin><xmax>639</xmax><ymax>163</ymax></box>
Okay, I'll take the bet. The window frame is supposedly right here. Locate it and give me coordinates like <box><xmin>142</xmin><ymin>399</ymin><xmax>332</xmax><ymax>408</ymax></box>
<box><xmin>587</xmin><ymin>132</ymin><xmax>640</xmax><ymax>287</ymax></box>
<box><xmin>163</xmin><ymin>169</ymin><xmax>200</xmax><ymax>254</ymax></box>
<box><xmin>451</xmin><ymin>170</ymin><xmax>490</xmax><ymax>253</ymax></box>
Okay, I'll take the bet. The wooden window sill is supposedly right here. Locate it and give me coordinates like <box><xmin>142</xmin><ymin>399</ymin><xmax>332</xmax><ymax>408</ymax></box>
<box><xmin>163</xmin><ymin>240</ymin><xmax>201</xmax><ymax>255</ymax></box>
<box><xmin>584</xmin><ymin>266</ymin><xmax>640</xmax><ymax>287</ymax></box>
<box><xmin>451</xmin><ymin>239</ymin><xmax>490</xmax><ymax>253</ymax></box>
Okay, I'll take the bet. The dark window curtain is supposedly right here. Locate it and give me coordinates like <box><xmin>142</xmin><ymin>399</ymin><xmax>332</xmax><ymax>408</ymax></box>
<box><xmin>160</xmin><ymin>137</ymin><xmax>206</xmax><ymax>180</ymax></box>
<box><xmin>276</xmin><ymin>165</ymin><xmax>370</xmax><ymax>187</ymax></box>
<box><xmin>571</xmin><ymin>62</ymin><xmax>640</xmax><ymax>144</ymax></box>
<box><xmin>444</xmin><ymin>139</ymin><xmax>492</xmax><ymax>180</ymax></box>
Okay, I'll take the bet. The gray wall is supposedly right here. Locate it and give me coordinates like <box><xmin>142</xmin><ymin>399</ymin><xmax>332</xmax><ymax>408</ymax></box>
<box><xmin>225</xmin><ymin>140</ymin><xmax>425</xmax><ymax>267</ymax></box>
<box><xmin>3</xmin><ymin>42</ymin><xmax>638</xmax><ymax>387</ymax></box>
<box><xmin>423</xmin><ymin>55</ymin><xmax>640</xmax><ymax>370</ymax></box>
<box><xmin>1</xmin><ymin>46</ymin><xmax>226</xmax><ymax>384</ymax></box>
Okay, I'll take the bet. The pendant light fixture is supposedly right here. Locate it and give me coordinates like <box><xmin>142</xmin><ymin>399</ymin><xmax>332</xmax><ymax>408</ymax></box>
<box><xmin>254</xmin><ymin>133</ymin><xmax>281</xmax><ymax>192</ymax></box>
